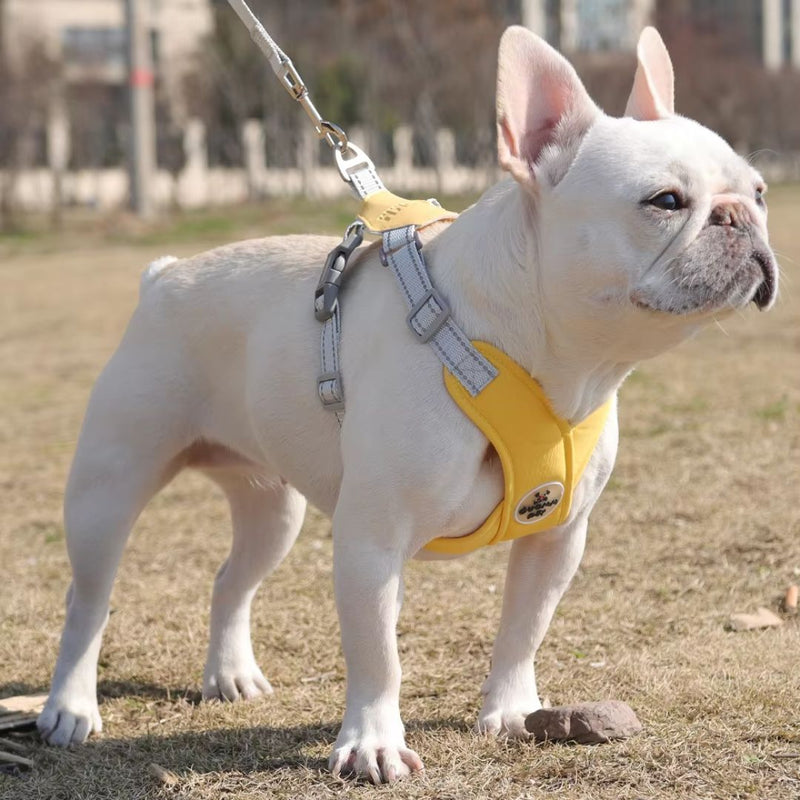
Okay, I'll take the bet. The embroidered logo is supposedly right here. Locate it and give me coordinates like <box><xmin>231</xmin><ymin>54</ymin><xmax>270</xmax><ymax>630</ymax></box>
<box><xmin>377</xmin><ymin>199</ymin><xmax>410</xmax><ymax>225</ymax></box>
<box><xmin>514</xmin><ymin>482</ymin><xmax>565</xmax><ymax>524</ymax></box>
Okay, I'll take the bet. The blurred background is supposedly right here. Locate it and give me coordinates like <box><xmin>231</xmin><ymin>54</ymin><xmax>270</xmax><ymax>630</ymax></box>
<box><xmin>1</xmin><ymin>0</ymin><xmax>799</xmax><ymax>229</ymax></box>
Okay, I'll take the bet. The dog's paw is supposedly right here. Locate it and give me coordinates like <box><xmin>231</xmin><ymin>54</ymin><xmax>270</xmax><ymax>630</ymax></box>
<box><xmin>476</xmin><ymin>705</ymin><xmax>533</xmax><ymax>739</ymax></box>
<box><xmin>202</xmin><ymin>661</ymin><xmax>273</xmax><ymax>702</ymax></box>
<box><xmin>477</xmin><ymin>669</ymin><xmax>540</xmax><ymax>739</ymax></box>
<box><xmin>329</xmin><ymin>740</ymin><xmax>424</xmax><ymax>784</ymax></box>
<box><xmin>37</xmin><ymin>697</ymin><xmax>102</xmax><ymax>747</ymax></box>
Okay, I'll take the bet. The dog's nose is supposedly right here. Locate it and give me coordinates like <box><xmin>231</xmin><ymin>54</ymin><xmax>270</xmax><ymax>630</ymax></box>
<box><xmin>708</xmin><ymin>201</ymin><xmax>747</xmax><ymax>228</ymax></box>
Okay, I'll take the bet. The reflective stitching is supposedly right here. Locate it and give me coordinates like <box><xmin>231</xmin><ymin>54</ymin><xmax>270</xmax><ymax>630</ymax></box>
<box><xmin>382</xmin><ymin>225</ymin><xmax>497</xmax><ymax>396</ymax></box>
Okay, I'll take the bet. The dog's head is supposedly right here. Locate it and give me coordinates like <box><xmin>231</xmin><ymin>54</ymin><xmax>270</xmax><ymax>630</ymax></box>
<box><xmin>496</xmin><ymin>26</ymin><xmax>777</xmax><ymax>353</ymax></box>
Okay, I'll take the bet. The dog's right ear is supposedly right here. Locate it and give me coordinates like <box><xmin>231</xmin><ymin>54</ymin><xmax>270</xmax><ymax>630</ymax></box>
<box><xmin>496</xmin><ymin>26</ymin><xmax>598</xmax><ymax>190</ymax></box>
<box><xmin>624</xmin><ymin>27</ymin><xmax>674</xmax><ymax>120</ymax></box>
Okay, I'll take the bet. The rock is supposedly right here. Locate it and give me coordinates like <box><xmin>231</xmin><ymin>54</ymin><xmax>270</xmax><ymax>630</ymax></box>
<box><xmin>148</xmin><ymin>763</ymin><xmax>179</xmax><ymax>786</ymax></box>
<box><xmin>782</xmin><ymin>585</ymin><xmax>798</xmax><ymax>615</ymax></box>
<box><xmin>727</xmin><ymin>607</ymin><xmax>783</xmax><ymax>631</ymax></box>
<box><xmin>524</xmin><ymin>700</ymin><xmax>642</xmax><ymax>745</ymax></box>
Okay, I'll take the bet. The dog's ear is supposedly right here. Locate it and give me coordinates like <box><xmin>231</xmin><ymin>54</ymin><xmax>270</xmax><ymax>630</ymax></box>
<box><xmin>624</xmin><ymin>27</ymin><xmax>674</xmax><ymax>120</ymax></box>
<box><xmin>496</xmin><ymin>26</ymin><xmax>599</xmax><ymax>189</ymax></box>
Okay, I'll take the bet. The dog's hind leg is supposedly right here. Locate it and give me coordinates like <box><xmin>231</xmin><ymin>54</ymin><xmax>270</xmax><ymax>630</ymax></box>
<box><xmin>202</xmin><ymin>470</ymin><xmax>306</xmax><ymax>702</ymax></box>
<box><xmin>38</xmin><ymin>345</ymin><xmax>190</xmax><ymax>747</ymax></box>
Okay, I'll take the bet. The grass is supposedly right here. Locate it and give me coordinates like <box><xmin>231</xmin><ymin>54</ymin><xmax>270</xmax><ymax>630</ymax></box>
<box><xmin>1</xmin><ymin>186</ymin><xmax>799</xmax><ymax>799</ymax></box>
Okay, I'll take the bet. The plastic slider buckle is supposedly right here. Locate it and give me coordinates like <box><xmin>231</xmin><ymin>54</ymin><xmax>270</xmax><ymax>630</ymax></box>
<box><xmin>314</xmin><ymin>222</ymin><xmax>364</xmax><ymax>322</ymax></box>
<box><xmin>318</xmin><ymin>371</ymin><xmax>345</xmax><ymax>412</ymax></box>
<box><xmin>406</xmin><ymin>288</ymin><xmax>451</xmax><ymax>344</ymax></box>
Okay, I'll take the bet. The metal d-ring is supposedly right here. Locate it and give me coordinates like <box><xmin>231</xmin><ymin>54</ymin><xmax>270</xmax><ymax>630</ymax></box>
<box><xmin>319</xmin><ymin>120</ymin><xmax>350</xmax><ymax>154</ymax></box>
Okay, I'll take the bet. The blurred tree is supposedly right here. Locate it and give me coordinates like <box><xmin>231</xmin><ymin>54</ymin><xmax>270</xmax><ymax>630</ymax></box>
<box><xmin>192</xmin><ymin>0</ymin><xmax>800</xmax><ymax>170</ymax></box>
<box><xmin>655</xmin><ymin>1</ymin><xmax>800</xmax><ymax>155</ymax></box>
<box><xmin>190</xmin><ymin>0</ymin><xmax>505</xmax><ymax>167</ymax></box>
<box><xmin>0</xmin><ymin>40</ymin><xmax>60</xmax><ymax>231</ymax></box>
<box><xmin>3</xmin><ymin>0</ymin><xmax>799</xmax><ymax>221</ymax></box>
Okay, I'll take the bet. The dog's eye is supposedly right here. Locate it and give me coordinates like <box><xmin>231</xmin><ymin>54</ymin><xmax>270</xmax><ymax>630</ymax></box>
<box><xmin>649</xmin><ymin>192</ymin><xmax>683</xmax><ymax>212</ymax></box>
<box><xmin>755</xmin><ymin>186</ymin><xmax>766</xmax><ymax>206</ymax></box>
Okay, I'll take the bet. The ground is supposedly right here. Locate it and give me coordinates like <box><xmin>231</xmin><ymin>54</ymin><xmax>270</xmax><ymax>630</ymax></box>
<box><xmin>0</xmin><ymin>190</ymin><xmax>798</xmax><ymax>800</ymax></box>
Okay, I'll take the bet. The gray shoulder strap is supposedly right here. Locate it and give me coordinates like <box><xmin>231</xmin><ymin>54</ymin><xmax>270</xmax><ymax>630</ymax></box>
<box><xmin>380</xmin><ymin>225</ymin><xmax>497</xmax><ymax>396</ymax></box>
<box><xmin>317</xmin><ymin>223</ymin><xmax>497</xmax><ymax>423</ymax></box>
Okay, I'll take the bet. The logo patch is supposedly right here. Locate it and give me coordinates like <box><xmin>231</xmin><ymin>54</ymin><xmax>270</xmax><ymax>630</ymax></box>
<box><xmin>514</xmin><ymin>482</ymin><xmax>565</xmax><ymax>524</ymax></box>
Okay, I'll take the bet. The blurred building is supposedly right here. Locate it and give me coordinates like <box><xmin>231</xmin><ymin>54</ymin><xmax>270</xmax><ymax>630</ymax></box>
<box><xmin>685</xmin><ymin>0</ymin><xmax>800</xmax><ymax>70</ymax></box>
<box><xmin>0</xmin><ymin>0</ymin><xmax>212</xmax><ymax>117</ymax></box>
<box><xmin>519</xmin><ymin>0</ymin><xmax>656</xmax><ymax>52</ymax></box>
<box><xmin>520</xmin><ymin>0</ymin><xmax>800</xmax><ymax>68</ymax></box>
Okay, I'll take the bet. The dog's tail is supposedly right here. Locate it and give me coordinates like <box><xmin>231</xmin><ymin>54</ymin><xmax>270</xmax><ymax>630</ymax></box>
<box><xmin>140</xmin><ymin>255</ymin><xmax>179</xmax><ymax>297</ymax></box>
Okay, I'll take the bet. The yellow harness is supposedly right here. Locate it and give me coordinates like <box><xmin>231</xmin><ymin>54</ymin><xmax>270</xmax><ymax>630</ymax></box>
<box><xmin>357</xmin><ymin>192</ymin><xmax>613</xmax><ymax>556</ymax></box>
<box><xmin>432</xmin><ymin>343</ymin><xmax>612</xmax><ymax>554</ymax></box>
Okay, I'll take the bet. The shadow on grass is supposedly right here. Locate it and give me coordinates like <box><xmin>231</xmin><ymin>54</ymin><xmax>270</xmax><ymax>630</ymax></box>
<box><xmin>0</xmin><ymin>681</ymin><xmax>49</xmax><ymax>698</ymax></box>
<box><xmin>97</xmin><ymin>679</ymin><xmax>203</xmax><ymax>705</ymax></box>
<box><xmin>2</xmin><ymin>715</ymin><xmax>471</xmax><ymax>795</ymax></box>
<box><xmin>0</xmin><ymin>680</ymin><xmax>203</xmax><ymax>705</ymax></box>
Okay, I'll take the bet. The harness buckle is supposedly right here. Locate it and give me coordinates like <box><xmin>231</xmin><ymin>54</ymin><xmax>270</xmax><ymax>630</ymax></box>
<box><xmin>334</xmin><ymin>141</ymin><xmax>378</xmax><ymax>191</ymax></box>
<box><xmin>406</xmin><ymin>287</ymin><xmax>451</xmax><ymax>343</ymax></box>
<box><xmin>318</xmin><ymin>371</ymin><xmax>345</xmax><ymax>411</ymax></box>
<box><xmin>314</xmin><ymin>221</ymin><xmax>364</xmax><ymax>322</ymax></box>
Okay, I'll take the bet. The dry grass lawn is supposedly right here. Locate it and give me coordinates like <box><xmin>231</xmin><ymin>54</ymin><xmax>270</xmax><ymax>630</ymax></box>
<box><xmin>1</xmin><ymin>190</ymin><xmax>798</xmax><ymax>799</ymax></box>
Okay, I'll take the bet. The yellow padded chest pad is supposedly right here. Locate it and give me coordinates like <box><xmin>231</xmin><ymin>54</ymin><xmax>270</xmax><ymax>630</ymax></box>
<box><xmin>425</xmin><ymin>342</ymin><xmax>613</xmax><ymax>555</ymax></box>
<box><xmin>357</xmin><ymin>190</ymin><xmax>457</xmax><ymax>233</ymax></box>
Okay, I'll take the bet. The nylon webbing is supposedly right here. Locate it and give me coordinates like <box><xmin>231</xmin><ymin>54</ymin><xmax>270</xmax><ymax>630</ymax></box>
<box><xmin>316</xmin><ymin>154</ymin><xmax>386</xmax><ymax>424</ymax></box>
<box><xmin>318</xmin><ymin>300</ymin><xmax>345</xmax><ymax>425</ymax></box>
<box><xmin>381</xmin><ymin>226</ymin><xmax>497</xmax><ymax>396</ymax></box>
<box><xmin>317</xmin><ymin>222</ymin><xmax>497</xmax><ymax>422</ymax></box>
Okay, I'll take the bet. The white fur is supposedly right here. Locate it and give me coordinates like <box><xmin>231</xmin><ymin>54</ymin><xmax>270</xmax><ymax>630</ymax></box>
<box><xmin>38</xmin><ymin>27</ymin><xmax>776</xmax><ymax>783</ymax></box>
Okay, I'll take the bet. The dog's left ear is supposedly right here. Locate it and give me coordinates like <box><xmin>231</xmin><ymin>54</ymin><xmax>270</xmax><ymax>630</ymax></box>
<box><xmin>496</xmin><ymin>26</ymin><xmax>599</xmax><ymax>190</ymax></box>
<box><xmin>624</xmin><ymin>27</ymin><xmax>674</xmax><ymax>120</ymax></box>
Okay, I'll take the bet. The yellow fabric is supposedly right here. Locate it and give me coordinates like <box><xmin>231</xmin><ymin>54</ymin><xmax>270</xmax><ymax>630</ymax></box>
<box><xmin>425</xmin><ymin>342</ymin><xmax>613</xmax><ymax>555</ymax></box>
<box><xmin>357</xmin><ymin>189</ymin><xmax>457</xmax><ymax>234</ymax></box>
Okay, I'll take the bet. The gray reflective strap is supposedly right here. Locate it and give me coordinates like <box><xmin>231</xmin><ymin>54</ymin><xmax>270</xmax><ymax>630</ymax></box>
<box><xmin>381</xmin><ymin>225</ymin><xmax>497</xmax><ymax>396</ymax></box>
<box><xmin>319</xmin><ymin>305</ymin><xmax>344</xmax><ymax>426</ymax></box>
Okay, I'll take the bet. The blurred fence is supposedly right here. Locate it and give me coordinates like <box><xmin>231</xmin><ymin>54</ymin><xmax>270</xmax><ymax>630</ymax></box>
<box><xmin>3</xmin><ymin>117</ymin><xmax>800</xmax><ymax>214</ymax></box>
<box><xmin>1</xmin><ymin>119</ymin><xmax>499</xmax><ymax>213</ymax></box>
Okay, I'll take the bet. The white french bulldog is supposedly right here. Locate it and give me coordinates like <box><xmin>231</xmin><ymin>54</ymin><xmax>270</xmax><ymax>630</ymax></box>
<box><xmin>38</xmin><ymin>26</ymin><xmax>776</xmax><ymax>783</ymax></box>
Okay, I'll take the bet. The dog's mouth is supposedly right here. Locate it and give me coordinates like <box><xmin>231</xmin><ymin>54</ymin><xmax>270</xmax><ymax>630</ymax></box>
<box><xmin>751</xmin><ymin>249</ymin><xmax>777</xmax><ymax>310</ymax></box>
<box><xmin>631</xmin><ymin>231</ymin><xmax>778</xmax><ymax>317</ymax></box>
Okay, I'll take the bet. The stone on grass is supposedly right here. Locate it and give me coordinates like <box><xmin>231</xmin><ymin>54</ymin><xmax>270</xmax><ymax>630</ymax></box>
<box><xmin>525</xmin><ymin>700</ymin><xmax>642</xmax><ymax>745</ymax></box>
<box><xmin>782</xmin><ymin>584</ymin><xmax>798</xmax><ymax>615</ymax></box>
<box><xmin>727</xmin><ymin>607</ymin><xmax>783</xmax><ymax>631</ymax></box>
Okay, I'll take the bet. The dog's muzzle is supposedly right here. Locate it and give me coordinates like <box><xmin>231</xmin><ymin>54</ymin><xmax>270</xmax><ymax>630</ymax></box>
<box><xmin>751</xmin><ymin>248</ymin><xmax>778</xmax><ymax>310</ymax></box>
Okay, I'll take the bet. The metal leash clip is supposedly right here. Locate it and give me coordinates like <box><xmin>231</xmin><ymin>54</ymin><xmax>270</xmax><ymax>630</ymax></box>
<box><xmin>314</xmin><ymin>221</ymin><xmax>365</xmax><ymax>322</ymax></box>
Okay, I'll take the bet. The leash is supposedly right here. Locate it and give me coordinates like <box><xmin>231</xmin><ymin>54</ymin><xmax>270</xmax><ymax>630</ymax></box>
<box><xmin>226</xmin><ymin>0</ymin><xmax>384</xmax><ymax>202</ymax></box>
<box><xmin>225</xmin><ymin>1</ymin><xmax>496</xmax><ymax>425</ymax></box>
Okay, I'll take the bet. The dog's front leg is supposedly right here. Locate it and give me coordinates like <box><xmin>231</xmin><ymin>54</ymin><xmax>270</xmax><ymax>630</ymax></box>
<box><xmin>477</xmin><ymin>517</ymin><xmax>588</xmax><ymax>738</ymax></box>
<box><xmin>328</xmin><ymin>493</ymin><xmax>422</xmax><ymax>784</ymax></box>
